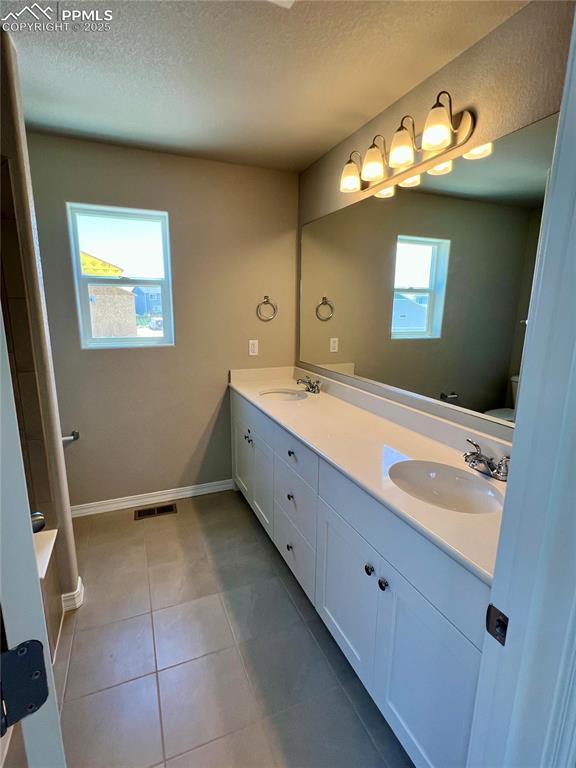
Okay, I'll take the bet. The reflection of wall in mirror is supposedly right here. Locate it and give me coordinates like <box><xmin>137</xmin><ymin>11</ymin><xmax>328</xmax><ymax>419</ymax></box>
<box><xmin>300</xmin><ymin>192</ymin><xmax>541</xmax><ymax>414</ymax></box>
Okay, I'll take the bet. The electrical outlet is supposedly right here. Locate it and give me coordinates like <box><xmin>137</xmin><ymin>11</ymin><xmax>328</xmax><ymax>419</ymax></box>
<box><xmin>330</xmin><ymin>337</ymin><xmax>339</xmax><ymax>353</ymax></box>
<box><xmin>249</xmin><ymin>339</ymin><xmax>259</xmax><ymax>356</ymax></box>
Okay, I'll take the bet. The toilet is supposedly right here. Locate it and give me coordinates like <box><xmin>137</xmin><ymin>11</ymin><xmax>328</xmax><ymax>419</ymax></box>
<box><xmin>485</xmin><ymin>375</ymin><xmax>519</xmax><ymax>422</ymax></box>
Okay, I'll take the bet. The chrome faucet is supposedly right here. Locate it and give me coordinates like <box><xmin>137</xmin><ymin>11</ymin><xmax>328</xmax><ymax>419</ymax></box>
<box><xmin>463</xmin><ymin>439</ymin><xmax>510</xmax><ymax>482</ymax></box>
<box><xmin>296</xmin><ymin>375</ymin><xmax>321</xmax><ymax>394</ymax></box>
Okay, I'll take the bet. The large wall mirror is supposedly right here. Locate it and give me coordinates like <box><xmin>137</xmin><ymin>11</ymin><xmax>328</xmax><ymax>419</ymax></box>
<box><xmin>299</xmin><ymin>114</ymin><xmax>558</xmax><ymax>426</ymax></box>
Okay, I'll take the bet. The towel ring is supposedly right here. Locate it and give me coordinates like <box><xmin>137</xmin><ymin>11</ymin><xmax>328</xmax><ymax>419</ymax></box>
<box><xmin>315</xmin><ymin>296</ymin><xmax>334</xmax><ymax>321</ymax></box>
<box><xmin>256</xmin><ymin>295</ymin><xmax>278</xmax><ymax>322</ymax></box>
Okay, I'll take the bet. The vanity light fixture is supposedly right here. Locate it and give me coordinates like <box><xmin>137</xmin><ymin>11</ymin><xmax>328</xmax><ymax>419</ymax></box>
<box><xmin>463</xmin><ymin>142</ymin><xmax>493</xmax><ymax>160</ymax></box>
<box><xmin>340</xmin><ymin>151</ymin><xmax>362</xmax><ymax>193</ymax></box>
<box><xmin>389</xmin><ymin>116</ymin><xmax>417</xmax><ymax>168</ymax></box>
<box><xmin>398</xmin><ymin>174</ymin><xmax>421</xmax><ymax>188</ymax></box>
<box><xmin>374</xmin><ymin>185</ymin><xmax>396</xmax><ymax>199</ymax></box>
<box><xmin>427</xmin><ymin>160</ymin><xmax>453</xmax><ymax>176</ymax></box>
<box><xmin>361</xmin><ymin>135</ymin><xmax>387</xmax><ymax>182</ymax></box>
<box><xmin>422</xmin><ymin>91</ymin><xmax>454</xmax><ymax>151</ymax></box>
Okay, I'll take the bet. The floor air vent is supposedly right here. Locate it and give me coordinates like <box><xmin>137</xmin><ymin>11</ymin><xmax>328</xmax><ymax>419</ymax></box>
<box><xmin>134</xmin><ymin>503</ymin><xmax>177</xmax><ymax>520</ymax></box>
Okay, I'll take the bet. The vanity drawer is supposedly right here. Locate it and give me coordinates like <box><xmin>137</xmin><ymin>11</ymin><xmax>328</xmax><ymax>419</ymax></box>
<box><xmin>231</xmin><ymin>390</ymin><xmax>275</xmax><ymax>446</ymax></box>
<box><xmin>274</xmin><ymin>502</ymin><xmax>316</xmax><ymax>602</ymax></box>
<box><xmin>274</xmin><ymin>457</ymin><xmax>317</xmax><ymax>547</ymax></box>
<box><xmin>274</xmin><ymin>426</ymin><xmax>319</xmax><ymax>490</ymax></box>
<box><xmin>319</xmin><ymin>460</ymin><xmax>490</xmax><ymax>649</ymax></box>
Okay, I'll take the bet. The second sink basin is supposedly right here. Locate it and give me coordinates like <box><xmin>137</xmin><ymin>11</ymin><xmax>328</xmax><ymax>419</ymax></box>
<box><xmin>259</xmin><ymin>388</ymin><xmax>308</xmax><ymax>402</ymax></box>
<box><xmin>389</xmin><ymin>460</ymin><xmax>503</xmax><ymax>515</ymax></box>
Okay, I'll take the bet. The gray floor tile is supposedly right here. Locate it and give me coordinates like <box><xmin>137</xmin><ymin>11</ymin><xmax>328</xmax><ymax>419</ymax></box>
<box><xmin>66</xmin><ymin>614</ymin><xmax>155</xmax><ymax>700</ymax></box>
<box><xmin>222</xmin><ymin>576</ymin><xmax>302</xmax><ymax>643</ymax></box>
<box><xmin>159</xmin><ymin>647</ymin><xmax>259</xmax><ymax>759</ymax></box>
<box><xmin>76</xmin><ymin>568</ymin><xmax>151</xmax><ymax>630</ymax></box>
<box><xmin>149</xmin><ymin>556</ymin><xmax>220</xmax><ymax>610</ymax></box>
<box><xmin>209</xmin><ymin>540</ymin><xmax>282</xmax><ymax>592</ymax></box>
<box><xmin>165</xmin><ymin>722</ymin><xmax>277</xmax><ymax>768</ymax></box>
<box><xmin>153</xmin><ymin>594</ymin><xmax>234</xmax><ymax>669</ymax></box>
<box><xmin>145</xmin><ymin>529</ymin><xmax>207</xmax><ymax>567</ymax></box>
<box><xmin>343</xmin><ymin>676</ymin><xmax>414</xmax><ymax>767</ymax></box>
<box><xmin>79</xmin><ymin>539</ymin><xmax>147</xmax><ymax>580</ymax></box>
<box><xmin>54</xmin><ymin>613</ymin><xmax>76</xmax><ymax>707</ymax></box>
<box><xmin>306</xmin><ymin>617</ymin><xmax>356</xmax><ymax>684</ymax></box>
<box><xmin>239</xmin><ymin>623</ymin><xmax>338</xmax><ymax>715</ymax></box>
<box><xmin>61</xmin><ymin>675</ymin><xmax>163</xmax><ymax>768</ymax></box>
<box><xmin>263</xmin><ymin>687</ymin><xmax>385</xmax><ymax>768</ymax></box>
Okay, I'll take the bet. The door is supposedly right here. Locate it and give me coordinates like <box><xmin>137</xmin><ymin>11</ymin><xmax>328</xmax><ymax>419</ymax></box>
<box><xmin>251</xmin><ymin>435</ymin><xmax>274</xmax><ymax>537</ymax></box>
<box><xmin>232</xmin><ymin>417</ymin><xmax>252</xmax><ymax>498</ymax></box>
<box><xmin>373</xmin><ymin>556</ymin><xmax>481</xmax><ymax>768</ymax></box>
<box><xmin>0</xmin><ymin>315</ymin><xmax>67</xmax><ymax>766</ymax></box>
<box><xmin>315</xmin><ymin>499</ymin><xmax>379</xmax><ymax>685</ymax></box>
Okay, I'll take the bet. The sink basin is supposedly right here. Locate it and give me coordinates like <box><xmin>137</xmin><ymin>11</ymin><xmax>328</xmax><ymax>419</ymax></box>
<box><xmin>389</xmin><ymin>460</ymin><xmax>503</xmax><ymax>514</ymax></box>
<box><xmin>259</xmin><ymin>388</ymin><xmax>308</xmax><ymax>402</ymax></box>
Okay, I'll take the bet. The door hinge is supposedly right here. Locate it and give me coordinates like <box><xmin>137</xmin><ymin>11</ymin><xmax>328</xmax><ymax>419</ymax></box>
<box><xmin>486</xmin><ymin>603</ymin><xmax>509</xmax><ymax>646</ymax></box>
<box><xmin>0</xmin><ymin>640</ymin><xmax>48</xmax><ymax>737</ymax></box>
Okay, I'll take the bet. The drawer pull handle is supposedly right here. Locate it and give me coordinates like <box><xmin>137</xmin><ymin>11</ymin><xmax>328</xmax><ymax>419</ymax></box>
<box><xmin>378</xmin><ymin>577</ymin><xmax>389</xmax><ymax>591</ymax></box>
<box><xmin>286</xmin><ymin>543</ymin><xmax>294</xmax><ymax>552</ymax></box>
<box><xmin>287</xmin><ymin>493</ymin><xmax>294</xmax><ymax>501</ymax></box>
<box><xmin>364</xmin><ymin>563</ymin><xmax>375</xmax><ymax>576</ymax></box>
<box><xmin>288</xmin><ymin>450</ymin><xmax>295</xmax><ymax>458</ymax></box>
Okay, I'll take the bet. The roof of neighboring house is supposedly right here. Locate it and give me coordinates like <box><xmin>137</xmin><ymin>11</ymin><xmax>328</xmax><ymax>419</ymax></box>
<box><xmin>80</xmin><ymin>251</ymin><xmax>124</xmax><ymax>276</ymax></box>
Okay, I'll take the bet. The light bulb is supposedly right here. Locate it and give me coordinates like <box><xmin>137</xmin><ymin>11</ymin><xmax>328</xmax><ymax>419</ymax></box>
<box><xmin>399</xmin><ymin>175</ymin><xmax>421</xmax><ymax>188</ymax></box>
<box><xmin>361</xmin><ymin>144</ymin><xmax>385</xmax><ymax>182</ymax></box>
<box><xmin>389</xmin><ymin>118</ymin><xmax>415</xmax><ymax>168</ymax></box>
<box><xmin>427</xmin><ymin>160</ymin><xmax>453</xmax><ymax>176</ymax></box>
<box><xmin>374</xmin><ymin>186</ymin><xmax>395</xmax><ymax>199</ymax></box>
<box><xmin>340</xmin><ymin>155</ymin><xmax>361</xmax><ymax>193</ymax></box>
<box><xmin>422</xmin><ymin>92</ymin><xmax>453</xmax><ymax>151</ymax></box>
<box><xmin>463</xmin><ymin>142</ymin><xmax>493</xmax><ymax>160</ymax></box>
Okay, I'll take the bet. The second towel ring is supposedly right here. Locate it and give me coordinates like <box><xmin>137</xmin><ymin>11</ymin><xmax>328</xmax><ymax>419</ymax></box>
<box><xmin>256</xmin><ymin>295</ymin><xmax>278</xmax><ymax>322</ymax></box>
<box><xmin>315</xmin><ymin>296</ymin><xmax>334</xmax><ymax>321</ymax></box>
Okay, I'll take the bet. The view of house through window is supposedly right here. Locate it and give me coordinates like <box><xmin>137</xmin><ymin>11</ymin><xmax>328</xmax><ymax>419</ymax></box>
<box><xmin>391</xmin><ymin>235</ymin><xmax>450</xmax><ymax>339</ymax></box>
<box><xmin>67</xmin><ymin>203</ymin><xmax>174</xmax><ymax>348</ymax></box>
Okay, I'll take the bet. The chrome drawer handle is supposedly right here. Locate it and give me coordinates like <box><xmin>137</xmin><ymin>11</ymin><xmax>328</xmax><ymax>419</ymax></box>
<box><xmin>364</xmin><ymin>563</ymin><xmax>375</xmax><ymax>576</ymax></box>
<box><xmin>378</xmin><ymin>577</ymin><xmax>389</xmax><ymax>591</ymax></box>
<box><xmin>287</xmin><ymin>493</ymin><xmax>294</xmax><ymax>501</ymax></box>
<box><xmin>286</xmin><ymin>543</ymin><xmax>294</xmax><ymax>552</ymax></box>
<box><xmin>288</xmin><ymin>450</ymin><xmax>295</xmax><ymax>458</ymax></box>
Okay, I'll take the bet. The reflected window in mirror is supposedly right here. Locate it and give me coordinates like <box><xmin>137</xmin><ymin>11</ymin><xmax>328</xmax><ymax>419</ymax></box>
<box><xmin>391</xmin><ymin>236</ymin><xmax>450</xmax><ymax>340</ymax></box>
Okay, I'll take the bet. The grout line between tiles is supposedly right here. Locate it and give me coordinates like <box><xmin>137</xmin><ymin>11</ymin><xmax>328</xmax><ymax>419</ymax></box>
<box><xmin>146</xmin><ymin>524</ymin><xmax>168</xmax><ymax>766</ymax></box>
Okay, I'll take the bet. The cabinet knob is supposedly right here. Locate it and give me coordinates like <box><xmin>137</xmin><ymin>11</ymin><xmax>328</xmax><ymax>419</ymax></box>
<box><xmin>364</xmin><ymin>563</ymin><xmax>375</xmax><ymax>576</ymax></box>
<box><xmin>288</xmin><ymin>450</ymin><xmax>295</xmax><ymax>458</ymax></box>
<box><xmin>287</xmin><ymin>493</ymin><xmax>294</xmax><ymax>501</ymax></box>
<box><xmin>378</xmin><ymin>577</ymin><xmax>389</xmax><ymax>591</ymax></box>
<box><xmin>286</xmin><ymin>543</ymin><xmax>294</xmax><ymax>552</ymax></box>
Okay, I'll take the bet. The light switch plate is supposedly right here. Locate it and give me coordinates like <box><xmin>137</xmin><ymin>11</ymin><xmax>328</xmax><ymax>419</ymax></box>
<box><xmin>330</xmin><ymin>337</ymin><xmax>339</xmax><ymax>353</ymax></box>
<box><xmin>249</xmin><ymin>339</ymin><xmax>259</xmax><ymax>356</ymax></box>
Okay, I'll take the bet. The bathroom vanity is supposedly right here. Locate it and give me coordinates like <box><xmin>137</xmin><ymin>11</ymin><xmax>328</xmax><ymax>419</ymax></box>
<box><xmin>230</xmin><ymin>368</ymin><xmax>505</xmax><ymax>768</ymax></box>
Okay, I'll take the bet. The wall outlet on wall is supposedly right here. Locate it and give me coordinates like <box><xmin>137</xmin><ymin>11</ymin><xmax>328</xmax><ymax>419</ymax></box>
<box><xmin>249</xmin><ymin>339</ymin><xmax>259</xmax><ymax>356</ymax></box>
<box><xmin>330</xmin><ymin>337</ymin><xmax>339</xmax><ymax>353</ymax></box>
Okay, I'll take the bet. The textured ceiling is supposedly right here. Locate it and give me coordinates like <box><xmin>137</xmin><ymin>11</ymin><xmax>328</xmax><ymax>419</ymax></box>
<box><xmin>13</xmin><ymin>0</ymin><xmax>526</xmax><ymax>170</ymax></box>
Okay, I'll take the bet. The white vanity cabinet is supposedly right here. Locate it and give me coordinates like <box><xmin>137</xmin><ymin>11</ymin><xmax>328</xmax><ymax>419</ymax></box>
<box><xmin>230</xmin><ymin>388</ymin><xmax>489</xmax><ymax>768</ymax></box>
<box><xmin>373</xmin><ymin>557</ymin><xmax>481</xmax><ymax>768</ymax></box>
<box><xmin>231</xmin><ymin>396</ymin><xmax>274</xmax><ymax>537</ymax></box>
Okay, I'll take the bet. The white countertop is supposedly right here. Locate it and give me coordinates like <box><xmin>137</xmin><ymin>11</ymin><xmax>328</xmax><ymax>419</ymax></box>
<box><xmin>230</xmin><ymin>374</ymin><xmax>502</xmax><ymax>585</ymax></box>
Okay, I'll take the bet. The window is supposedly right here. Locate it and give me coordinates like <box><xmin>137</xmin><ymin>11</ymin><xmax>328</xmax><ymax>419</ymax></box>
<box><xmin>391</xmin><ymin>235</ymin><xmax>450</xmax><ymax>339</ymax></box>
<box><xmin>67</xmin><ymin>203</ymin><xmax>174</xmax><ymax>349</ymax></box>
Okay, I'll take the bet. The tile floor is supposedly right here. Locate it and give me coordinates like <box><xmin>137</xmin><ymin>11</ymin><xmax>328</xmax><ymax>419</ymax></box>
<box><xmin>54</xmin><ymin>491</ymin><xmax>414</xmax><ymax>768</ymax></box>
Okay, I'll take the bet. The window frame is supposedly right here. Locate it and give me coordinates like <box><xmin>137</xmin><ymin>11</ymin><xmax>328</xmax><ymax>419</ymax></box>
<box><xmin>391</xmin><ymin>235</ymin><xmax>450</xmax><ymax>340</ymax></box>
<box><xmin>66</xmin><ymin>202</ymin><xmax>175</xmax><ymax>350</ymax></box>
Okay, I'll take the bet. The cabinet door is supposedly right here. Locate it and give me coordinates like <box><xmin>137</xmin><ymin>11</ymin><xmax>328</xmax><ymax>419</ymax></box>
<box><xmin>372</xmin><ymin>557</ymin><xmax>481</xmax><ymax>768</ymax></box>
<box><xmin>251</xmin><ymin>435</ymin><xmax>274</xmax><ymax>537</ymax></box>
<box><xmin>232</xmin><ymin>418</ymin><xmax>252</xmax><ymax>498</ymax></box>
<box><xmin>315</xmin><ymin>499</ymin><xmax>379</xmax><ymax>686</ymax></box>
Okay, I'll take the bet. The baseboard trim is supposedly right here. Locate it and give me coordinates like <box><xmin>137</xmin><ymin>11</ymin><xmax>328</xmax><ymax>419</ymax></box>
<box><xmin>62</xmin><ymin>576</ymin><xmax>84</xmax><ymax>611</ymax></box>
<box><xmin>70</xmin><ymin>479</ymin><xmax>236</xmax><ymax>518</ymax></box>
